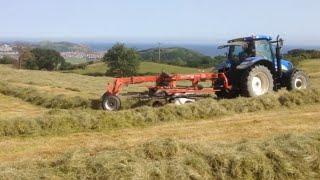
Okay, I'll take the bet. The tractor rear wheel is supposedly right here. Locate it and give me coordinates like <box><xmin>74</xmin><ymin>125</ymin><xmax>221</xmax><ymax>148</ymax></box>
<box><xmin>101</xmin><ymin>94</ymin><xmax>121</xmax><ymax>111</ymax></box>
<box><xmin>287</xmin><ymin>70</ymin><xmax>309</xmax><ymax>90</ymax></box>
<box><xmin>241</xmin><ymin>65</ymin><xmax>274</xmax><ymax>97</ymax></box>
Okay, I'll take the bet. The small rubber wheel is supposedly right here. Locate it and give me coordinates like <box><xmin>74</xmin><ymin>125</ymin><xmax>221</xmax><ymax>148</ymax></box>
<box><xmin>101</xmin><ymin>94</ymin><xmax>121</xmax><ymax>111</ymax></box>
<box><xmin>287</xmin><ymin>70</ymin><xmax>309</xmax><ymax>90</ymax></box>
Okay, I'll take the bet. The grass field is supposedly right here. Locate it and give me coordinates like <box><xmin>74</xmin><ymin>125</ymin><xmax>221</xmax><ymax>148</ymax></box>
<box><xmin>68</xmin><ymin>61</ymin><xmax>203</xmax><ymax>76</ymax></box>
<box><xmin>0</xmin><ymin>60</ymin><xmax>319</xmax><ymax>179</ymax></box>
<box><xmin>65</xmin><ymin>57</ymin><xmax>87</xmax><ymax>64</ymax></box>
<box><xmin>0</xmin><ymin>94</ymin><xmax>46</xmax><ymax>119</ymax></box>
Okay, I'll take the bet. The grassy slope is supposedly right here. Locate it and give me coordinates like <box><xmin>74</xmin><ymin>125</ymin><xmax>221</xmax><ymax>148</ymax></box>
<box><xmin>65</xmin><ymin>57</ymin><xmax>87</xmax><ymax>64</ymax></box>
<box><xmin>0</xmin><ymin>62</ymin><xmax>200</xmax><ymax>111</ymax></box>
<box><xmin>300</xmin><ymin>60</ymin><xmax>320</xmax><ymax>88</ymax></box>
<box><xmin>0</xmin><ymin>94</ymin><xmax>46</xmax><ymax>119</ymax></box>
<box><xmin>68</xmin><ymin>61</ymin><xmax>202</xmax><ymax>75</ymax></box>
<box><xmin>0</xmin><ymin>105</ymin><xmax>319</xmax><ymax>179</ymax></box>
<box><xmin>1</xmin><ymin>104</ymin><xmax>319</xmax><ymax>161</ymax></box>
<box><xmin>0</xmin><ymin>64</ymin><xmax>148</xmax><ymax>101</ymax></box>
<box><xmin>0</xmin><ymin>59</ymin><xmax>319</xmax><ymax>179</ymax></box>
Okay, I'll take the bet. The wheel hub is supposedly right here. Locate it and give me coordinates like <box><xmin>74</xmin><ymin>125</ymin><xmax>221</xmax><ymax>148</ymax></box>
<box><xmin>103</xmin><ymin>95</ymin><xmax>120</xmax><ymax>111</ymax></box>
<box><xmin>251</xmin><ymin>73</ymin><xmax>269</xmax><ymax>96</ymax></box>
<box><xmin>294</xmin><ymin>79</ymin><xmax>302</xmax><ymax>89</ymax></box>
<box><xmin>104</xmin><ymin>100</ymin><xmax>114</xmax><ymax>110</ymax></box>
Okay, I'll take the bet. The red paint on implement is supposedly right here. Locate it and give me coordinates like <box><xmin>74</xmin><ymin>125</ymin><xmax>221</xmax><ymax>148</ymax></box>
<box><xmin>106</xmin><ymin>72</ymin><xmax>231</xmax><ymax>96</ymax></box>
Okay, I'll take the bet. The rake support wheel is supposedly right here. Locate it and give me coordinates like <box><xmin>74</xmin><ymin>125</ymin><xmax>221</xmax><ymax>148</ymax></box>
<box><xmin>102</xmin><ymin>94</ymin><xmax>121</xmax><ymax>111</ymax></box>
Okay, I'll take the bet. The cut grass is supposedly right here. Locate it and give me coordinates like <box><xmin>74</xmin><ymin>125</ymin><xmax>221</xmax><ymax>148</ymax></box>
<box><xmin>0</xmin><ymin>94</ymin><xmax>45</xmax><ymax>119</ymax></box>
<box><xmin>0</xmin><ymin>131</ymin><xmax>319</xmax><ymax>179</ymax></box>
<box><xmin>0</xmin><ymin>64</ymin><xmax>201</xmax><ymax>110</ymax></box>
<box><xmin>1</xmin><ymin>103</ymin><xmax>319</xmax><ymax>163</ymax></box>
<box><xmin>0</xmin><ymin>82</ymin><xmax>91</xmax><ymax>109</ymax></box>
<box><xmin>0</xmin><ymin>59</ymin><xmax>319</xmax><ymax>179</ymax></box>
<box><xmin>0</xmin><ymin>88</ymin><xmax>319</xmax><ymax>137</ymax></box>
<box><xmin>0</xmin><ymin>64</ymin><xmax>161</xmax><ymax>103</ymax></box>
<box><xmin>300</xmin><ymin>59</ymin><xmax>320</xmax><ymax>89</ymax></box>
<box><xmin>0</xmin><ymin>65</ymin><xmax>111</xmax><ymax>98</ymax></box>
<box><xmin>0</xmin><ymin>81</ymin><xmax>155</xmax><ymax>110</ymax></box>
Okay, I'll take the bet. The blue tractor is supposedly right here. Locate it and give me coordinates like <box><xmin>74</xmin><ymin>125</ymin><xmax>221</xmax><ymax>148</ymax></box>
<box><xmin>216</xmin><ymin>35</ymin><xmax>309</xmax><ymax>97</ymax></box>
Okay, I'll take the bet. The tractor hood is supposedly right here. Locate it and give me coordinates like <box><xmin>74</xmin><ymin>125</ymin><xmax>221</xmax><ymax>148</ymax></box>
<box><xmin>278</xmin><ymin>59</ymin><xmax>294</xmax><ymax>72</ymax></box>
<box><xmin>236</xmin><ymin>57</ymin><xmax>262</xmax><ymax>69</ymax></box>
<box><xmin>236</xmin><ymin>56</ymin><xmax>293</xmax><ymax>72</ymax></box>
<box><xmin>216</xmin><ymin>56</ymin><xmax>294</xmax><ymax>73</ymax></box>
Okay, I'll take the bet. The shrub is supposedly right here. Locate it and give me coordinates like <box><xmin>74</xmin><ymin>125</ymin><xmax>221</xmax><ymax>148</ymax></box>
<box><xmin>0</xmin><ymin>56</ymin><xmax>16</xmax><ymax>64</ymax></box>
<box><xmin>60</xmin><ymin>62</ymin><xmax>88</xmax><ymax>70</ymax></box>
<box><xmin>18</xmin><ymin>48</ymin><xmax>67</xmax><ymax>71</ymax></box>
<box><xmin>284</xmin><ymin>49</ymin><xmax>320</xmax><ymax>66</ymax></box>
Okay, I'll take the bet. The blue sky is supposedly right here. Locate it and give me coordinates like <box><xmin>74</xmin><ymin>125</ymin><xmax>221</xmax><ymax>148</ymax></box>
<box><xmin>1</xmin><ymin>0</ymin><xmax>320</xmax><ymax>45</ymax></box>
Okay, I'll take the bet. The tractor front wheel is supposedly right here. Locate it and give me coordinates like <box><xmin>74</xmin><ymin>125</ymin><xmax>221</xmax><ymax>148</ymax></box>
<box><xmin>102</xmin><ymin>94</ymin><xmax>121</xmax><ymax>111</ymax></box>
<box><xmin>241</xmin><ymin>65</ymin><xmax>274</xmax><ymax>97</ymax></box>
<box><xmin>287</xmin><ymin>70</ymin><xmax>309</xmax><ymax>90</ymax></box>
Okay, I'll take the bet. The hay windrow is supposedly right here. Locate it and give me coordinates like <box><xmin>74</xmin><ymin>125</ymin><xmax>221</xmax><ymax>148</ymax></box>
<box><xmin>0</xmin><ymin>89</ymin><xmax>319</xmax><ymax>137</ymax></box>
<box><xmin>1</xmin><ymin>132</ymin><xmax>319</xmax><ymax>179</ymax></box>
<box><xmin>0</xmin><ymin>82</ymin><xmax>90</xmax><ymax>109</ymax></box>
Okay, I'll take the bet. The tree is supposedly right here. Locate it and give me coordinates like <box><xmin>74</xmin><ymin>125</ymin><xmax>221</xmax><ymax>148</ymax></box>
<box><xmin>30</xmin><ymin>48</ymin><xmax>66</xmax><ymax>71</ymax></box>
<box><xmin>18</xmin><ymin>49</ymin><xmax>36</xmax><ymax>69</ymax></box>
<box><xmin>103</xmin><ymin>43</ymin><xmax>140</xmax><ymax>77</ymax></box>
<box><xmin>0</xmin><ymin>56</ymin><xmax>16</xmax><ymax>64</ymax></box>
<box><xmin>18</xmin><ymin>48</ymin><xmax>66</xmax><ymax>71</ymax></box>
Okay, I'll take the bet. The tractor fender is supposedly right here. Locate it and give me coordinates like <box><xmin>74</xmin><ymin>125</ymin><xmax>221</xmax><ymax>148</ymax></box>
<box><xmin>236</xmin><ymin>57</ymin><xmax>272</xmax><ymax>70</ymax></box>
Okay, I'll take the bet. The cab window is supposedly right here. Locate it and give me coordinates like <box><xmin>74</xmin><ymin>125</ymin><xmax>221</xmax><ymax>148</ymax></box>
<box><xmin>255</xmin><ymin>40</ymin><xmax>274</xmax><ymax>61</ymax></box>
<box><xmin>228</xmin><ymin>45</ymin><xmax>245</xmax><ymax>62</ymax></box>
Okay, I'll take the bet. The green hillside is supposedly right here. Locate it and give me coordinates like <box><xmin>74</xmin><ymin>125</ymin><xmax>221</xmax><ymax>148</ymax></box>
<box><xmin>37</xmin><ymin>41</ymin><xmax>90</xmax><ymax>52</ymax></box>
<box><xmin>139</xmin><ymin>47</ymin><xmax>207</xmax><ymax>62</ymax></box>
<box><xmin>138</xmin><ymin>47</ymin><xmax>225</xmax><ymax>67</ymax></box>
<box><xmin>65</xmin><ymin>57</ymin><xmax>87</xmax><ymax>64</ymax></box>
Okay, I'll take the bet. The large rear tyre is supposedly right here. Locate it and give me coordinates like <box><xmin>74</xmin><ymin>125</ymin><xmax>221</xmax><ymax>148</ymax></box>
<box><xmin>101</xmin><ymin>94</ymin><xmax>121</xmax><ymax>111</ymax></box>
<box><xmin>241</xmin><ymin>65</ymin><xmax>274</xmax><ymax>97</ymax></box>
<box><xmin>286</xmin><ymin>70</ymin><xmax>309</xmax><ymax>90</ymax></box>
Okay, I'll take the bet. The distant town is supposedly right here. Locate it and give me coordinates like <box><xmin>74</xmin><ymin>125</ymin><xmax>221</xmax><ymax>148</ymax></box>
<box><xmin>60</xmin><ymin>51</ymin><xmax>104</xmax><ymax>61</ymax></box>
<box><xmin>0</xmin><ymin>43</ymin><xmax>105</xmax><ymax>62</ymax></box>
<box><xmin>0</xmin><ymin>44</ymin><xmax>19</xmax><ymax>59</ymax></box>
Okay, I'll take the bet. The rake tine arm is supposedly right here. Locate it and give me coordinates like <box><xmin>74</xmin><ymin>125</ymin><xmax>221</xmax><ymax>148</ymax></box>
<box><xmin>107</xmin><ymin>75</ymin><xmax>159</xmax><ymax>95</ymax></box>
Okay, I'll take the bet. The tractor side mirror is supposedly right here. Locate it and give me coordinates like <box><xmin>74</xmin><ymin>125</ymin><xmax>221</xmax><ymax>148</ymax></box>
<box><xmin>279</xmin><ymin>38</ymin><xmax>284</xmax><ymax>47</ymax></box>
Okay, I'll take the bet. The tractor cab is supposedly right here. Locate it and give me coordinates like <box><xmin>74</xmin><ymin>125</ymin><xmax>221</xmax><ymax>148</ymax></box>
<box><xmin>218</xmin><ymin>35</ymin><xmax>291</xmax><ymax>70</ymax></box>
<box><xmin>216</xmin><ymin>35</ymin><xmax>308</xmax><ymax>97</ymax></box>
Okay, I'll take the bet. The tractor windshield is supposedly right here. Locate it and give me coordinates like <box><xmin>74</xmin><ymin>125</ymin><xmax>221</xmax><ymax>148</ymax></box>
<box><xmin>228</xmin><ymin>45</ymin><xmax>245</xmax><ymax>62</ymax></box>
<box><xmin>218</xmin><ymin>41</ymin><xmax>254</xmax><ymax>63</ymax></box>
